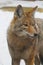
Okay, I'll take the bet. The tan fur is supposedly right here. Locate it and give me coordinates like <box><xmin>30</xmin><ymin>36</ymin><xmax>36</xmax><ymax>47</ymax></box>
<box><xmin>7</xmin><ymin>5</ymin><xmax>39</xmax><ymax>65</ymax></box>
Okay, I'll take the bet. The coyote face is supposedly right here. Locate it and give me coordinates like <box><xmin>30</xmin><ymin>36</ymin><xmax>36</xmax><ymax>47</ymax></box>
<box><xmin>10</xmin><ymin>5</ymin><xmax>39</xmax><ymax>39</ymax></box>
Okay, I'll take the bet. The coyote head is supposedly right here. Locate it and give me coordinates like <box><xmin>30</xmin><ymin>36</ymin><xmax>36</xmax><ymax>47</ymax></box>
<box><xmin>10</xmin><ymin>5</ymin><xmax>39</xmax><ymax>38</ymax></box>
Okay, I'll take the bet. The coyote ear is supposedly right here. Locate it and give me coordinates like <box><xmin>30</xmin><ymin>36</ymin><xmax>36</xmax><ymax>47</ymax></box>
<box><xmin>30</xmin><ymin>6</ymin><xmax>38</xmax><ymax>17</ymax></box>
<box><xmin>14</xmin><ymin>5</ymin><xmax>24</xmax><ymax>18</ymax></box>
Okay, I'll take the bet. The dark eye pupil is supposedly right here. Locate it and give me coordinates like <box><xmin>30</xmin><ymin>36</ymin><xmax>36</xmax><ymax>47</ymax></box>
<box><xmin>24</xmin><ymin>24</ymin><xmax>28</xmax><ymax>26</ymax></box>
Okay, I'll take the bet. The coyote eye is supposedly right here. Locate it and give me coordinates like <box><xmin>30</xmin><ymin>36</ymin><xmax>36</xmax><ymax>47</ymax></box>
<box><xmin>23</xmin><ymin>23</ymin><xmax>28</xmax><ymax>26</ymax></box>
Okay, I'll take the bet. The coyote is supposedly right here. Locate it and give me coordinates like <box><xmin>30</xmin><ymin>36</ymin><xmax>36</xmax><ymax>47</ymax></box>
<box><xmin>7</xmin><ymin>5</ymin><xmax>39</xmax><ymax>65</ymax></box>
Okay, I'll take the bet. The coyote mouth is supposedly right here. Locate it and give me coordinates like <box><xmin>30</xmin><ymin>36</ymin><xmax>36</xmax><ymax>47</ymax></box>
<box><xmin>23</xmin><ymin>30</ymin><xmax>38</xmax><ymax>38</ymax></box>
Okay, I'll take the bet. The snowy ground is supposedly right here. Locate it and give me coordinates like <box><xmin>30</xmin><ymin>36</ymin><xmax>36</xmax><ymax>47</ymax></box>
<box><xmin>0</xmin><ymin>10</ymin><xmax>43</xmax><ymax>65</ymax></box>
<box><xmin>0</xmin><ymin>1</ymin><xmax>43</xmax><ymax>8</ymax></box>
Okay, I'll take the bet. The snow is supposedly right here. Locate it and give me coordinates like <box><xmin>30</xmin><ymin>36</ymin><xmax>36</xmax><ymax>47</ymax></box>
<box><xmin>0</xmin><ymin>10</ymin><xmax>13</xmax><ymax>65</ymax></box>
<box><xmin>0</xmin><ymin>1</ymin><xmax>43</xmax><ymax>8</ymax></box>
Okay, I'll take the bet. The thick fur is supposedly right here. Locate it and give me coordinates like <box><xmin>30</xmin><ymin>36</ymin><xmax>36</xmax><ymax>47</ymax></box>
<box><xmin>7</xmin><ymin>5</ymin><xmax>39</xmax><ymax>65</ymax></box>
<box><xmin>34</xmin><ymin>18</ymin><xmax>43</xmax><ymax>65</ymax></box>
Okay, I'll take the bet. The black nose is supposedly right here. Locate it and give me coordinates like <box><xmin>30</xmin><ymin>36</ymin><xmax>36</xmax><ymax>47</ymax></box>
<box><xmin>34</xmin><ymin>33</ymin><xmax>38</xmax><ymax>36</ymax></box>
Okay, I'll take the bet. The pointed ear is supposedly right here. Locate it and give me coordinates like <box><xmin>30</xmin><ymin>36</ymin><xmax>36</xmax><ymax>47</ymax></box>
<box><xmin>29</xmin><ymin>6</ymin><xmax>38</xmax><ymax>17</ymax></box>
<box><xmin>14</xmin><ymin>5</ymin><xmax>24</xmax><ymax>18</ymax></box>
